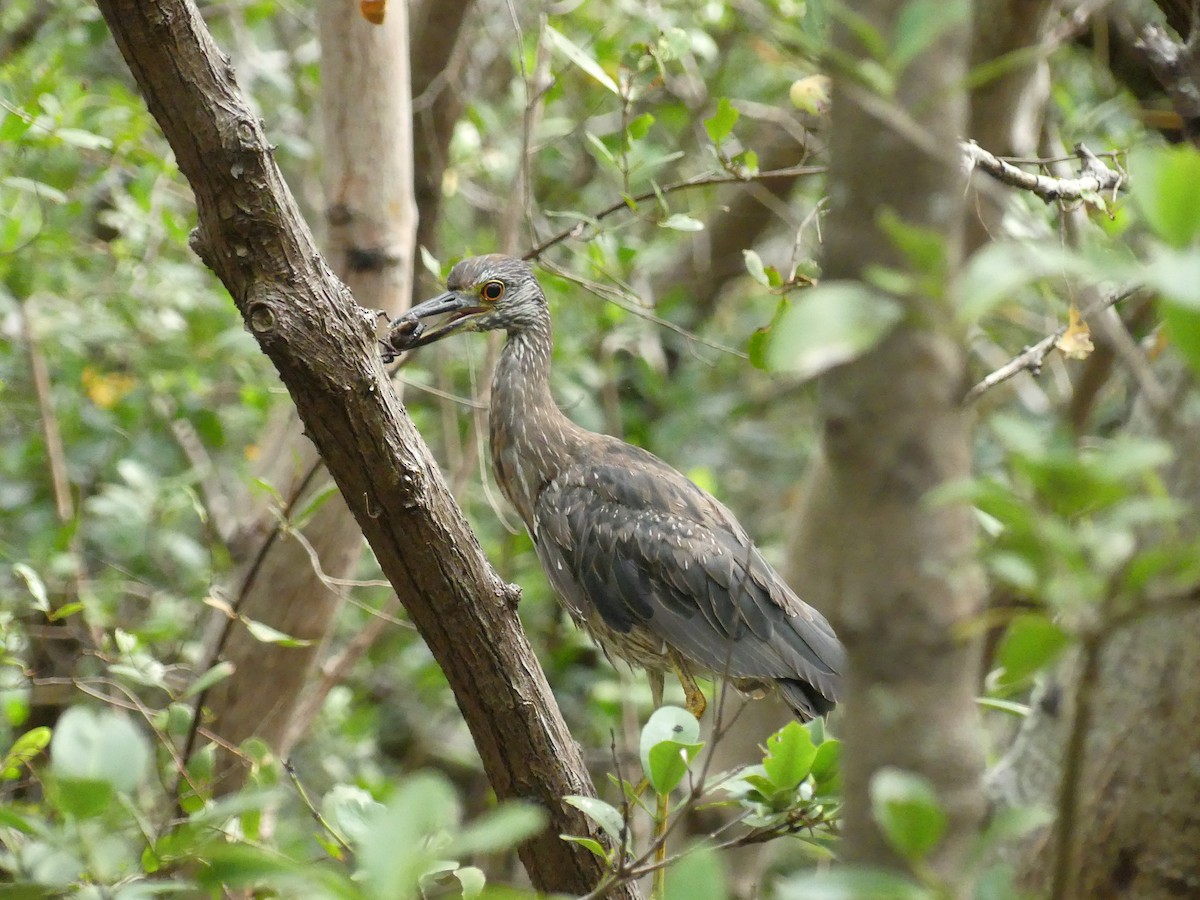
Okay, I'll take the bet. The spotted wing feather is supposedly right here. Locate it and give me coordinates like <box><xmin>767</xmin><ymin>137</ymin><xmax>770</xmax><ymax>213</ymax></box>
<box><xmin>531</xmin><ymin>439</ymin><xmax>843</xmax><ymax>713</ymax></box>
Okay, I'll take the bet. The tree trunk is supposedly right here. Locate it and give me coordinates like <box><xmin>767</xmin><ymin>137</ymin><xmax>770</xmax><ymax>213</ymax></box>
<box><xmin>792</xmin><ymin>0</ymin><xmax>986</xmax><ymax>885</ymax></box>
<box><xmin>94</xmin><ymin>3</ymin><xmax>637</xmax><ymax>896</ymax></box>
<box><xmin>201</xmin><ymin>0</ymin><xmax>417</xmax><ymax>792</ymax></box>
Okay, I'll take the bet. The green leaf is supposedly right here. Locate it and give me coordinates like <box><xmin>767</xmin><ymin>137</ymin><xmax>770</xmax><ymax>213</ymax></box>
<box><xmin>453</xmin><ymin>865</ymin><xmax>486</xmax><ymax>898</ymax></box>
<box><xmin>664</xmin><ymin>843</ymin><xmax>728</xmax><ymax>900</ymax></box>
<box><xmin>627</xmin><ymin>112</ymin><xmax>655</xmax><ymax>141</ymax></box>
<box><xmin>358</xmin><ymin>772</ymin><xmax>459</xmax><ymax>900</ymax></box>
<box><xmin>1145</xmin><ymin>245</ymin><xmax>1200</xmax><ymax>306</ymax></box>
<box><xmin>12</xmin><ymin>563</ymin><xmax>50</xmax><ymax>613</ymax></box>
<box><xmin>545</xmin><ymin>25</ymin><xmax>620</xmax><ymax>94</ymax></box>
<box><xmin>743</xmin><ymin>249</ymin><xmax>770</xmax><ymax>287</ymax></box>
<box><xmin>762</xmin><ymin>721</ymin><xmax>817</xmax><ymax>791</ymax></box>
<box><xmin>1</xmin><ymin>726</ymin><xmax>51</xmax><ymax>780</ymax></box>
<box><xmin>1129</xmin><ymin>145</ymin><xmax>1200</xmax><ymax>248</ymax></box>
<box><xmin>2</xmin><ymin>176</ymin><xmax>69</xmax><ymax>205</ymax></box>
<box><xmin>955</xmin><ymin>241</ymin><xmax>1094</xmax><ymax>323</ymax></box>
<box><xmin>564</xmin><ymin>795</ymin><xmax>625</xmax><ymax>843</ymax></box>
<box><xmin>560</xmin><ymin>834</ymin><xmax>609</xmax><ymax>860</ymax></box>
<box><xmin>195</xmin><ymin>843</ymin><xmax>304</xmax><ymax>889</ymax></box>
<box><xmin>56</xmin><ymin>128</ymin><xmax>113</xmax><ymax>151</ymax></box>
<box><xmin>810</xmin><ymin>738</ymin><xmax>842</xmax><ymax>790</ymax></box>
<box><xmin>893</xmin><ymin>0</ymin><xmax>968</xmax><ymax>70</ymax></box>
<box><xmin>640</xmin><ymin>706</ymin><xmax>702</xmax><ymax>795</ymax></box>
<box><xmin>749</xmin><ymin>297</ymin><xmax>790</xmax><ymax>370</ymax></box>
<box><xmin>584</xmin><ymin>131</ymin><xmax>617</xmax><ymax>167</ymax></box>
<box><xmin>184</xmin><ymin>660</ymin><xmax>236</xmax><ymax>699</ymax></box>
<box><xmin>54</xmin><ymin>777</ymin><xmax>116</xmax><ymax>819</ymax></box>
<box><xmin>289</xmin><ymin>482</ymin><xmax>339</xmax><ymax>530</ymax></box>
<box><xmin>242</xmin><ymin>617</ymin><xmax>314</xmax><ymax>647</ymax></box>
<box><xmin>704</xmin><ymin>97</ymin><xmax>739</xmax><ymax>145</ymax></box>
<box><xmin>51</xmin><ymin>706</ymin><xmax>150</xmax><ymax>793</ymax></box>
<box><xmin>777</xmin><ymin>867</ymin><xmax>932</xmax><ymax>900</ymax></box>
<box><xmin>1144</xmin><ymin>244</ymin><xmax>1200</xmax><ymax>375</ymax></box>
<box><xmin>995</xmin><ymin>614</ymin><xmax>1071</xmax><ymax>687</ymax></box>
<box><xmin>869</xmin><ymin>768</ymin><xmax>948</xmax><ymax>862</ymax></box>
<box><xmin>877</xmin><ymin>208</ymin><xmax>947</xmax><ymax>277</ymax></box>
<box><xmin>764</xmin><ymin>281</ymin><xmax>902</xmax><ymax>379</ymax></box>
<box><xmin>452</xmin><ymin>801</ymin><xmax>548</xmax><ymax>855</ymax></box>
<box><xmin>660</xmin><ymin>214</ymin><xmax>705</xmax><ymax>232</ymax></box>
<box><xmin>321</xmin><ymin>784</ymin><xmax>385</xmax><ymax>846</ymax></box>
<box><xmin>0</xmin><ymin>805</ymin><xmax>37</xmax><ymax>833</ymax></box>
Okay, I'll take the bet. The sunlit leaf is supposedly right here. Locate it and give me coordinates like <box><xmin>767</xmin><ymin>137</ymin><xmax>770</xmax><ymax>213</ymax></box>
<box><xmin>51</xmin><ymin>706</ymin><xmax>150</xmax><ymax>794</ymax></box>
<box><xmin>789</xmin><ymin>75</ymin><xmax>831</xmax><ymax>115</ymax></box>
<box><xmin>640</xmin><ymin>706</ymin><xmax>702</xmax><ymax>795</ymax></box>
<box><xmin>545</xmin><ymin>26</ymin><xmax>619</xmax><ymax>94</ymax></box>
<box><xmin>660</xmin><ymin>213</ymin><xmax>705</xmax><ymax>232</ymax></box>
<box><xmin>1</xmin><ymin>726</ymin><xmax>51</xmax><ymax>780</ymax></box>
<box><xmin>563</xmin><ymin>795</ymin><xmax>625</xmax><ymax>843</ymax></box>
<box><xmin>12</xmin><ymin>563</ymin><xmax>50</xmax><ymax>613</ymax></box>
<box><xmin>744</xmin><ymin>249</ymin><xmax>770</xmax><ymax>286</ymax></box>
<box><xmin>242</xmin><ymin>617</ymin><xmax>314</xmax><ymax>647</ymax></box>
<box><xmin>704</xmin><ymin>97</ymin><xmax>739</xmax><ymax>145</ymax></box>
<box><xmin>762</xmin><ymin>721</ymin><xmax>817</xmax><ymax>791</ymax></box>
<box><xmin>184</xmin><ymin>660</ymin><xmax>236</xmax><ymax>699</ymax></box>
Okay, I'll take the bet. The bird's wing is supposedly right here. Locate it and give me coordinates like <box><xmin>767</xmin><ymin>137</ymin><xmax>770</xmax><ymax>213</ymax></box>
<box><xmin>531</xmin><ymin>442</ymin><xmax>843</xmax><ymax>704</ymax></box>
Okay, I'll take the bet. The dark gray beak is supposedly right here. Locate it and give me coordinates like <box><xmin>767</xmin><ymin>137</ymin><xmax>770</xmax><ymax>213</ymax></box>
<box><xmin>379</xmin><ymin>290</ymin><xmax>485</xmax><ymax>361</ymax></box>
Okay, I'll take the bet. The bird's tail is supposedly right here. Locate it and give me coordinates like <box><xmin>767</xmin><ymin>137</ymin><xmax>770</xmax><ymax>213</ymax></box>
<box><xmin>777</xmin><ymin>678</ymin><xmax>836</xmax><ymax>721</ymax></box>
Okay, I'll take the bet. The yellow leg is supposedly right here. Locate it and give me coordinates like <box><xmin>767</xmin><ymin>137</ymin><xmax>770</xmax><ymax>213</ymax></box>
<box><xmin>668</xmin><ymin>649</ymin><xmax>706</xmax><ymax>720</ymax></box>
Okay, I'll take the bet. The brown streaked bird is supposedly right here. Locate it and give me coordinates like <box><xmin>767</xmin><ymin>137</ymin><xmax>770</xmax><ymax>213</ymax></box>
<box><xmin>383</xmin><ymin>255</ymin><xmax>843</xmax><ymax>720</ymax></box>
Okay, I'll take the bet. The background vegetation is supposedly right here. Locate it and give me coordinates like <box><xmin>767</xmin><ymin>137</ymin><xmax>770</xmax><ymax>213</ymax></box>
<box><xmin>3</xmin><ymin>0</ymin><xmax>1200</xmax><ymax>897</ymax></box>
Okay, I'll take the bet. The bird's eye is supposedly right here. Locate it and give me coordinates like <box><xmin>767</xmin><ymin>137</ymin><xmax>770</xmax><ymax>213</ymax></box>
<box><xmin>480</xmin><ymin>280</ymin><xmax>505</xmax><ymax>303</ymax></box>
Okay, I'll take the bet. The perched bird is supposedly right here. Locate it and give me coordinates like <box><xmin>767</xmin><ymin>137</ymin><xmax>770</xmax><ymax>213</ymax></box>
<box><xmin>384</xmin><ymin>255</ymin><xmax>843</xmax><ymax>720</ymax></box>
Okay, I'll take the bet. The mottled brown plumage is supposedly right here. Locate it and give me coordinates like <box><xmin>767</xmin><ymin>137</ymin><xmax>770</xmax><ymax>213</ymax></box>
<box><xmin>385</xmin><ymin>255</ymin><xmax>843</xmax><ymax>719</ymax></box>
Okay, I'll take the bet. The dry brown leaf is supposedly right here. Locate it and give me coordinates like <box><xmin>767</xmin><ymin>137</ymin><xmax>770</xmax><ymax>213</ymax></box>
<box><xmin>359</xmin><ymin>0</ymin><xmax>385</xmax><ymax>24</ymax></box>
<box><xmin>1055</xmin><ymin>303</ymin><xmax>1094</xmax><ymax>360</ymax></box>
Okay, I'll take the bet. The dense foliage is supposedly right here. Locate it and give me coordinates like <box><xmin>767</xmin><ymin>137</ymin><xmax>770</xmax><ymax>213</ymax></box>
<box><xmin>3</xmin><ymin>0</ymin><xmax>1200</xmax><ymax>896</ymax></box>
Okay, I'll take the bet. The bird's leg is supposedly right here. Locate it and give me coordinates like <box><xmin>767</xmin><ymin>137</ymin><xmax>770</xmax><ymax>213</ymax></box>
<box><xmin>648</xmin><ymin>669</ymin><xmax>665</xmax><ymax>709</ymax></box>
<box><xmin>668</xmin><ymin>649</ymin><xmax>706</xmax><ymax>720</ymax></box>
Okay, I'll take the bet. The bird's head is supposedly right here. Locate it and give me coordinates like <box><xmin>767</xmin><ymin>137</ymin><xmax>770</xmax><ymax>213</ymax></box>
<box><xmin>381</xmin><ymin>254</ymin><xmax>546</xmax><ymax>359</ymax></box>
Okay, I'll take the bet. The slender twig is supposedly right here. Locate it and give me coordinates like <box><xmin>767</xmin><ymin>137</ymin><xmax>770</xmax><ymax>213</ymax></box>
<box><xmin>176</xmin><ymin>459</ymin><xmax>322</xmax><ymax>804</ymax></box>
<box><xmin>521</xmin><ymin>165</ymin><xmax>826</xmax><ymax>260</ymax></box>
<box><xmin>283</xmin><ymin>758</ymin><xmax>355</xmax><ymax>857</ymax></box>
<box><xmin>963</xmin><ymin>285</ymin><xmax>1142</xmax><ymax>404</ymax></box>
<box><xmin>20</xmin><ymin>305</ymin><xmax>74</xmax><ymax>525</ymax></box>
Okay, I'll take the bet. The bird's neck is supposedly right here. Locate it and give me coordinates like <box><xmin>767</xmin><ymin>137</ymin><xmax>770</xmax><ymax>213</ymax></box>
<box><xmin>489</xmin><ymin>315</ymin><xmax>584</xmax><ymax>524</ymax></box>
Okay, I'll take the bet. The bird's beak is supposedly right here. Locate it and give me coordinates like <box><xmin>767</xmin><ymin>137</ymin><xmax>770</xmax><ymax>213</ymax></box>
<box><xmin>380</xmin><ymin>290</ymin><xmax>485</xmax><ymax>358</ymax></box>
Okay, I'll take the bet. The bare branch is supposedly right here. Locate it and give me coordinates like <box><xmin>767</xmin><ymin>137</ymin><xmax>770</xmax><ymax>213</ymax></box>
<box><xmin>522</xmin><ymin>165</ymin><xmax>826</xmax><ymax>261</ymax></box>
<box><xmin>963</xmin><ymin>285</ymin><xmax>1143</xmax><ymax>404</ymax></box>
<box><xmin>963</xmin><ymin>140</ymin><xmax>1126</xmax><ymax>204</ymax></box>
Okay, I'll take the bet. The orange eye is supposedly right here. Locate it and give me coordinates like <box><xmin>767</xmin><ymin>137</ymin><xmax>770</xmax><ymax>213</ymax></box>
<box><xmin>481</xmin><ymin>280</ymin><xmax>505</xmax><ymax>303</ymax></box>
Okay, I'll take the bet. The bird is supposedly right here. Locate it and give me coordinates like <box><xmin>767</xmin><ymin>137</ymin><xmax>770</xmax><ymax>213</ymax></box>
<box><xmin>382</xmin><ymin>254</ymin><xmax>843</xmax><ymax>720</ymax></box>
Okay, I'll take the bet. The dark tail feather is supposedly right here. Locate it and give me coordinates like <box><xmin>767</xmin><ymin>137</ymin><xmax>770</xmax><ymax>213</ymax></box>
<box><xmin>778</xmin><ymin>678</ymin><xmax>836</xmax><ymax>721</ymax></box>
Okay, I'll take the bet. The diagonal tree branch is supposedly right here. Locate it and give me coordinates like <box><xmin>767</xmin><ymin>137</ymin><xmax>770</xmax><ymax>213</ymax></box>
<box><xmin>92</xmin><ymin>1</ymin><xmax>636</xmax><ymax>896</ymax></box>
